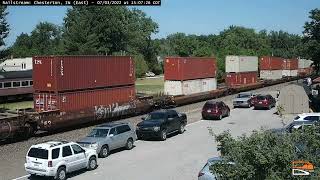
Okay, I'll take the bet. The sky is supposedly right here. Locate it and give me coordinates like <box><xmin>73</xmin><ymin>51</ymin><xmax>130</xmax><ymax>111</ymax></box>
<box><xmin>6</xmin><ymin>0</ymin><xmax>320</xmax><ymax>47</ymax></box>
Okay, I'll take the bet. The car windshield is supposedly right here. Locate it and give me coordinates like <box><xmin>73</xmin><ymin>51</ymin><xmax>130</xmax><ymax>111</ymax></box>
<box><xmin>88</xmin><ymin>128</ymin><xmax>109</xmax><ymax>137</ymax></box>
<box><xmin>257</xmin><ymin>96</ymin><xmax>266</xmax><ymax>100</ymax></box>
<box><xmin>27</xmin><ymin>148</ymin><xmax>48</xmax><ymax>159</ymax></box>
<box><xmin>145</xmin><ymin>112</ymin><xmax>165</xmax><ymax>121</ymax></box>
<box><xmin>204</xmin><ymin>103</ymin><xmax>217</xmax><ymax>108</ymax></box>
<box><xmin>294</xmin><ymin>116</ymin><xmax>300</xmax><ymax>120</ymax></box>
<box><xmin>237</xmin><ymin>94</ymin><xmax>251</xmax><ymax>98</ymax></box>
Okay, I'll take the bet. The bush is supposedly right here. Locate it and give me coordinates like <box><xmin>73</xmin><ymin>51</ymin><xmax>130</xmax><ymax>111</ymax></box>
<box><xmin>211</xmin><ymin>126</ymin><xmax>320</xmax><ymax>179</ymax></box>
<box><xmin>134</xmin><ymin>54</ymin><xmax>149</xmax><ymax>78</ymax></box>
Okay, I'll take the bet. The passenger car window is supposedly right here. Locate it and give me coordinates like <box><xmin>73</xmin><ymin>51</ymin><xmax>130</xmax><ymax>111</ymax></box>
<box><xmin>71</xmin><ymin>144</ymin><xmax>84</xmax><ymax>154</ymax></box>
<box><xmin>117</xmin><ymin>125</ymin><xmax>130</xmax><ymax>134</ymax></box>
<box><xmin>52</xmin><ymin>148</ymin><xmax>60</xmax><ymax>159</ymax></box>
<box><xmin>0</xmin><ymin>83</ymin><xmax>2</xmax><ymax>88</ymax></box>
<box><xmin>21</xmin><ymin>81</ymin><xmax>28</xmax><ymax>86</ymax></box>
<box><xmin>169</xmin><ymin>110</ymin><xmax>178</xmax><ymax>118</ymax></box>
<box><xmin>29</xmin><ymin>81</ymin><xmax>33</xmax><ymax>85</ymax></box>
<box><xmin>109</xmin><ymin>128</ymin><xmax>117</xmax><ymax>136</ymax></box>
<box><xmin>4</xmin><ymin>82</ymin><xmax>11</xmax><ymax>88</ymax></box>
<box><xmin>62</xmin><ymin>146</ymin><xmax>73</xmax><ymax>157</ymax></box>
<box><xmin>13</xmin><ymin>81</ymin><xmax>20</xmax><ymax>87</ymax></box>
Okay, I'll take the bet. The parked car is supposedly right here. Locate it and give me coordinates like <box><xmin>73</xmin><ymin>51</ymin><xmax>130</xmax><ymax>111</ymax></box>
<box><xmin>270</xmin><ymin>121</ymin><xmax>316</xmax><ymax>134</ymax></box>
<box><xmin>293</xmin><ymin>113</ymin><xmax>320</xmax><ymax>123</ymax></box>
<box><xmin>77</xmin><ymin>122</ymin><xmax>136</xmax><ymax>158</ymax></box>
<box><xmin>198</xmin><ymin>157</ymin><xmax>234</xmax><ymax>180</ymax></box>
<box><xmin>25</xmin><ymin>141</ymin><xmax>98</xmax><ymax>180</ymax></box>
<box><xmin>136</xmin><ymin>109</ymin><xmax>187</xmax><ymax>141</ymax></box>
<box><xmin>253</xmin><ymin>94</ymin><xmax>276</xmax><ymax>110</ymax></box>
<box><xmin>202</xmin><ymin>101</ymin><xmax>230</xmax><ymax>120</ymax></box>
<box><xmin>233</xmin><ymin>92</ymin><xmax>256</xmax><ymax>108</ymax></box>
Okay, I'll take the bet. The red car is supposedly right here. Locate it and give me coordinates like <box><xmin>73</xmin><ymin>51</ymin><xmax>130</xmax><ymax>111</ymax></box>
<box><xmin>202</xmin><ymin>101</ymin><xmax>230</xmax><ymax>120</ymax></box>
<box><xmin>253</xmin><ymin>94</ymin><xmax>276</xmax><ymax>110</ymax></box>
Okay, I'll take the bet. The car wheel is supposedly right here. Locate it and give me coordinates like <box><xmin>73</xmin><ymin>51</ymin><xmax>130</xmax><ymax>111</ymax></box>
<box><xmin>99</xmin><ymin>145</ymin><xmax>109</xmax><ymax>158</ymax></box>
<box><xmin>268</xmin><ymin>105</ymin><xmax>271</xmax><ymax>110</ymax></box>
<box><xmin>160</xmin><ymin>130</ymin><xmax>167</xmax><ymax>141</ymax></box>
<box><xmin>126</xmin><ymin>138</ymin><xmax>134</xmax><ymax>150</ymax></box>
<box><xmin>178</xmin><ymin>123</ymin><xmax>185</xmax><ymax>134</ymax></box>
<box><xmin>56</xmin><ymin>167</ymin><xmax>67</xmax><ymax>180</ymax></box>
<box><xmin>88</xmin><ymin>156</ymin><xmax>98</xmax><ymax>170</ymax></box>
<box><xmin>202</xmin><ymin>115</ymin><xmax>207</xmax><ymax>120</ymax></box>
<box><xmin>227</xmin><ymin>110</ymin><xmax>230</xmax><ymax>117</ymax></box>
<box><xmin>218</xmin><ymin>114</ymin><xmax>222</xmax><ymax>120</ymax></box>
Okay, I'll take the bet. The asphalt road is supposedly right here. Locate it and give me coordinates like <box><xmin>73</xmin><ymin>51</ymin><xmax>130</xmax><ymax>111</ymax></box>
<box><xmin>12</xmin><ymin>104</ymin><xmax>289</xmax><ymax>180</ymax></box>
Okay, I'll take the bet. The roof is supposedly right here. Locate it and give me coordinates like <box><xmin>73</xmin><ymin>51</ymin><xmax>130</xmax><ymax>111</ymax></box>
<box><xmin>298</xmin><ymin>113</ymin><xmax>320</xmax><ymax>117</ymax></box>
<box><xmin>97</xmin><ymin>122</ymin><xmax>128</xmax><ymax>128</ymax></box>
<box><xmin>0</xmin><ymin>70</ymin><xmax>32</xmax><ymax>79</ymax></box>
<box><xmin>205</xmin><ymin>100</ymin><xmax>222</xmax><ymax>104</ymax></box>
<box><xmin>32</xmin><ymin>141</ymin><xmax>70</xmax><ymax>149</ymax></box>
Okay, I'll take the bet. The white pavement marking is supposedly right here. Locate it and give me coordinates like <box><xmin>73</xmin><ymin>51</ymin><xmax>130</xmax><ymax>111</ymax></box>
<box><xmin>11</xmin><ymin>175</ymin><xmax>29</xmax><ymax>180</ymax></box>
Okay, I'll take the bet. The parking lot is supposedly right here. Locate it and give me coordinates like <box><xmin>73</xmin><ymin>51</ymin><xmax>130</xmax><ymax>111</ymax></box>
<box><xmin>10</xmin><ymin>89</ymin><xmax>291</xmax><ymax>180</ymax></box>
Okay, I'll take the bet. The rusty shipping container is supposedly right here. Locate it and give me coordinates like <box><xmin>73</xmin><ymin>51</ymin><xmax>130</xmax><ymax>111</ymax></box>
<box><xmin>164</xmin><ymin>57</ymin><xmax>217</xmax><ymax>81</ymax></box>
<box><xmin>259</xmin><ymin>56</ymin><xmax>284</xmax><ymax>70</ymax></box>
<box><xmin>34</xmin><ymin>85</ymin><xmax>135</xmax><ymax>112</ymax></box>
<box><xmin>33</xmin><ymin>56</ymin><xmax>135</xmax><ymax>92</ymax></box>
<box><xmin>283</xmin><ymin>59</ymin><xmax>298</xmax><ymax>70</ymax></box>
<box><xmin>225</xmin><ymin>72</ymin><xmax>258</xmax><ymax>87</ymax></box>
<box><xmin>225</xmin><ymin>56</ymin><xmax>258</xmax><ymax>73</ymax></box>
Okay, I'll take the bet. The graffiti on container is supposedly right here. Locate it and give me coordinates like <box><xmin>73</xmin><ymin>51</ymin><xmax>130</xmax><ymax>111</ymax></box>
<box><xmin>94</xmin><ymin>103</ymin><xmax>136</xmax><ymax>120</ymax></box>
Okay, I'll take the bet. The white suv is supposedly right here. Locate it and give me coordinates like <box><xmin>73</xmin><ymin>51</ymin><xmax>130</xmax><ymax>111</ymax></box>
<box><xmin>293</xmin><ymin>113</ymin><xmax>320</xmax><ymax>122</ymax></box>
<box><xmin>25</xmin><ymin>141</ymin><xmax>98</xmax><ymax>180</ymax></box>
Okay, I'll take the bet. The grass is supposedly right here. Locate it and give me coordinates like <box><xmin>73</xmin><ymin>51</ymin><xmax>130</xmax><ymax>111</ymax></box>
<box><xmin>135</xmin><ymin>76</ymin><xmax>164</xmax><ymax>94</ymax></box>
<box><xmin>0</xmin><ymin>101</ymin><xmax>33</xmax><ymax>110</ymax></box>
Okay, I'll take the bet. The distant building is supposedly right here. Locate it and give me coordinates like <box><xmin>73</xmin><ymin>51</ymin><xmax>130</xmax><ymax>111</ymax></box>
<box><xmin>0</xmin><ymin>57</ymin><xmax>32</xmax><ymax>72</ymax></box>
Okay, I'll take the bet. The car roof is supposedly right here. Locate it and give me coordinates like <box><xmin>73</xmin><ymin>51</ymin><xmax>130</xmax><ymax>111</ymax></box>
<box><xmin>205</xmin><ymin>100</ymin><xmax>222</xmax><ymax>104</ymax></box>
<box><xmin>31</xmin><ymin>141</ymin><xmax>71</xmax><ymax>149</ymax></box>
<box><xmin>97</xmin><ymin>122</ymin><xmax>129</xmax><ymax>128</ymax></box>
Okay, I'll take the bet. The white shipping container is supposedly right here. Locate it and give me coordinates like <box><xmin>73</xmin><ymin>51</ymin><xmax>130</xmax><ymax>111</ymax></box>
<box><xmin>298</xmin><ymin>59</ymin><xmax>313</xmax><ymax>68</ymax></box>
<box><xmin>282</xmin><ymin>70</ymin><xmax>298</xmax><ymax>77</ymax></box>
<box><xmin>260</xmin><ymin>70</ymin><xmax>283</xmax><ymax>80</ymax></box>
<box><xmin>225</xmin><ymin>56</ymin><xmax>258</xmax><ymax>73</ymax></box>
<box><xmin>164</xmin><ymin>78</ymin><xmax>217</xmax><ymax>96</ymax></box>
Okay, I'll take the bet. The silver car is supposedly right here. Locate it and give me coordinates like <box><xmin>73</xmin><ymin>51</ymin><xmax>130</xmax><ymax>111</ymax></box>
<box><xmin>233</xmin><ymin>92</ymin><xmax>255</xmax><ymax>108</ymax></box>
<box><xmin>198</xmin><ymin>157</ymin><xmax>234</xmax><ymax>180</ymax></box>
<box><xmin>77</xmin><ymin>122</ymin><xmax>136</xmax><ymax>158</ymax></box>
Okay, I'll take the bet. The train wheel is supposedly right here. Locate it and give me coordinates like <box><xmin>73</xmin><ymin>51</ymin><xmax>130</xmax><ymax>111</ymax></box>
<box><xmin>24</xmin><ymin>123</ymin><xmax>35</xmax><ymax>139</ymax></box>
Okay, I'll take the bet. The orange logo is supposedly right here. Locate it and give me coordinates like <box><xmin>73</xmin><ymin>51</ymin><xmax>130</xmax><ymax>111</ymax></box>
<box><xmin>292</xmin><ymin>160</ymin><xmax>315</xmax><ymax>176</ymax></box>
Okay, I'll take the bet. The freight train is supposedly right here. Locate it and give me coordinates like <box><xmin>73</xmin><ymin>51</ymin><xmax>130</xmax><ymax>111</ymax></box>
<box><xmin>0</xmin><ymin>55</ymin><xmax>314</xmax><ymax>142</ymax></box>
<box><xmin>0</xmin><ymin>70</ymin><xmax>33</xmax><ymax>103</ymax></box>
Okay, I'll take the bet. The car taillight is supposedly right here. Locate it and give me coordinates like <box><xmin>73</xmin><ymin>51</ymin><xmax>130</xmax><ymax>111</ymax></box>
<box><xmin>198</xmin><ymin>172</ymin><xmax>204</xmax><ymax>177</ymax></box>
<box><xmin>48</xmin><ymin>161</ymin><xmax>52</xmax><ymax>167</ymax></box>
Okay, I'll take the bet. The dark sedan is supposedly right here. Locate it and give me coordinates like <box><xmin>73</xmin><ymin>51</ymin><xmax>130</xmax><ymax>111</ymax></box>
<box><xmin>136</xmin><ymin>109</ymin><xmax>187</xmax><ymax>141</ymax></box>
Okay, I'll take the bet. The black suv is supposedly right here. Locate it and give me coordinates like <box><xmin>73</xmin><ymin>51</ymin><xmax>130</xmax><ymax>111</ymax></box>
<box><xmin>136</xmin><ymin>109</ymin><xmax>187</xmax><ymax>141</ymax></box>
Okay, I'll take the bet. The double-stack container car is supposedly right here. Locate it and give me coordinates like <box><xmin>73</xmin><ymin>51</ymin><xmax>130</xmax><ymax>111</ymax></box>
<box><xmin>164</xmin><ymin>57</ymin><xmax>217</xmax><ymax>95</ymax></box>
<box><xmin>225</xmin><ymin>56</ymin><xmax>258</xmax><ymax>87</ymax></box>
<box><xmin>282</xmin><ymin>58</ymin><xmax>298</xmax><ymax>77</ymax></box>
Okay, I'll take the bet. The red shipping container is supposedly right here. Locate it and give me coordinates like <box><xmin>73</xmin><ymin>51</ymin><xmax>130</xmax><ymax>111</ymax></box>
<box><xmin>33</xmin><ymin>56</ymin><xmax>135</xmax><ymax>92</ymax></box>
<box><xmin>283</xmin><ymin>59</ymin><xmax>298</xmax><ymax>70</ymax></box>
<box><xmin>164</xmin><ymin>57</ymin><xmax>217</xmax><ymax>81</ymax></box>
<box><xmin>34</xmin><ymin>85</ymin><xmax>135</xmax><ymax>112</ymax></box>
<box><xmin>225</xmin><ymin>72</ymin><xmax>258</xmax><ymax>87</ymax></box>
<box><xmin>259</xmin><ymin>56</ymin><xmax>283</xmax><ymax>70</ymax></box>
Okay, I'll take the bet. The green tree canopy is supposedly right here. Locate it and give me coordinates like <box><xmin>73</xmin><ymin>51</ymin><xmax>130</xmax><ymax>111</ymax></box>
<box><xmin>302</xmin><ymin>8</ymin><xmax>320</xmax><ymax>74</ymax></box>
<box><xmin>0</xmin><ymin>5</ymin><xmax>9</xmax><ymax>59</ymax></box>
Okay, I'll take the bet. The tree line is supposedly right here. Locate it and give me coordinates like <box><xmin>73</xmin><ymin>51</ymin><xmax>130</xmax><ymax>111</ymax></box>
<box><xmin>0</xmin><ymin>6</ymin><xmax>319</xmax><ymax>77</ymax></box>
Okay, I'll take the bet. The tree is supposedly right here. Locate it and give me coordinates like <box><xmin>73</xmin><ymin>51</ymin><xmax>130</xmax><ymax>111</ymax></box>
<box><xmin>0</xmin><ymin>5</ymin><xmax>9</xmax><ymax>59</ymax></box>
<box><xmin>303</xmin><ymin>8</ymin><xmax>320</xmax><ymax>74</ymax></box>
<box><xmin>11</xmin><ymin>22</ymin><xmax>62</xmax><ymax>57</ymax></box>
<box><xmin>211</xmin><ymin>126</ymin><xmax>320</xmax><ymax>179</ymax></box>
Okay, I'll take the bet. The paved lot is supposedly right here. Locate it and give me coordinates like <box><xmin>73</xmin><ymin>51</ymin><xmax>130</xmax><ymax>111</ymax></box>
<box><xmin>12</xmin><ymin>106</ymin><xmax>288</xmax><ymax>180</ymax></box>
